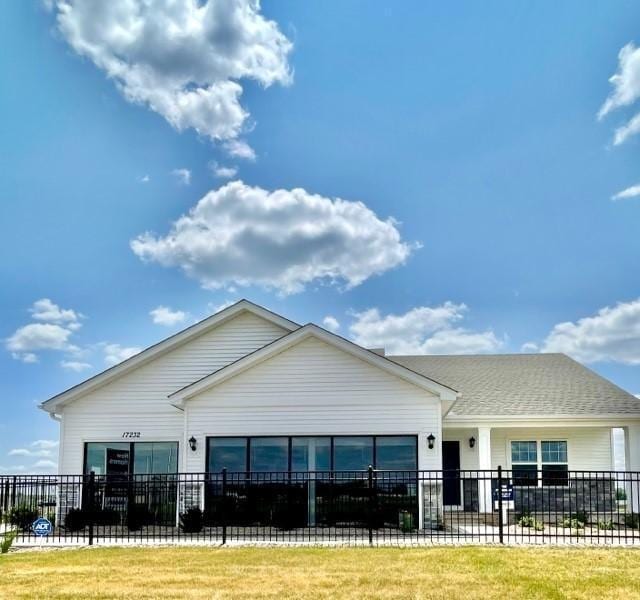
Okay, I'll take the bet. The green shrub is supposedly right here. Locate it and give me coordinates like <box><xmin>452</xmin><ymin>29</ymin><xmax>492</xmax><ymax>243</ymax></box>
<box><xmin>518</xmin><ymin>515</ymin><xmax>544</xmax><ymax>531</ymax></box>
<box><xmin>561</xmin><ymin>517</ymin><xmax>585</xmax><ymax>529</ymax></box>
<box><xmin>64</xmin><ymin>508</ymin><xmax>86</xmax><ymax>532</ymax></box>
<box><xmin>180</xmin><ymin>507</ymin><xmax>204</xmax><ymax>533</ymax></box>
<box><xmin>6</xmin><ymin>505</ymin><xmax>38</xmax><ymax>531</ymax></box>
<box><xmin>597</xmin><ymin>520</ymin><xmax>615</xmax><ymax>531</ymax></box>
<box><xmin>624</xmin><ymin>513</ymin><xmax>639</xmax><ymax>529</ymax></box>
<box><xmin>616</xmin><ymin>488</ymin><xmax>627</xmax><ymax>501</ymax></box>
<box><xmin>1</xmin><ymin>531</ymin><xmax>16</xmax><ymax>554</ymax></box>
<box><xmin>126</xmin><ymin>504</ymin><xmax>151</xmax><ymax>531</ymax></box>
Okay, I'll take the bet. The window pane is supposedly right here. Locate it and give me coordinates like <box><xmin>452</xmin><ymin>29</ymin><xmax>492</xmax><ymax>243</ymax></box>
<box><xmin>291</xmin><ymin>437</ymin><xmax>331</xmax><ymax>471</ymax></box>
<box><xmin>513</xmin><ymin>464</ymin><xmax>538</xmax><ymax>486</ymax></box>
<box><xmin>542</xmin><ymin>464</ymin><xmax>569</xmax><ymax>486</ymax></box>
<box><xmin>333</xmin><ymin>436</ymin><xmax>373</xmax><ymax>471</ymax></box>
<box><xmin>133</xmin><ymin>442</ymin><xmax>178</xmax><ymax>474</ymax></box>
<box><xmin>541</xmin><ymin>441</ymin><xmax>567</xmax><ymax>463</ymax></box>
<box><xmin>84</xmin><ymin>442</ymin><xmax>130</xmax><ymax>475</ymax></box>
<box><xmin>511</xmin><ymin>441</ymin><xmax>537</xmax><ymax>463</ymax></box>
<box><xmin>375</xmin><ymin>436</ymin><xmax>417</xmax><ymax>470</ymax></box>
<box><xmin>250</xmin><ymin>437</ymin><xmax>288</xmax><ymax>472</ymax></box>
<box><xmin>208</xmin><ymin>438</ymin><xmax>247</xmax><ymax>473</ymax></box>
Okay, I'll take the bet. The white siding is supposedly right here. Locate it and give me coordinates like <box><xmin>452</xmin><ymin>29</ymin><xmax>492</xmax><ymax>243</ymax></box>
<box><xmin>59</xmin><ymin>312</ymin><xmax>287</xmax><ymax>473</ymax></box>
<box><xmin>185</xmin><ymin>337</ymin><xmax>442</xmax><ymax>472</ymax></box>
<box><xmin>491</xmin><ymin>427</ymin><xmax>613</xmax><ymax>471</ymax></box>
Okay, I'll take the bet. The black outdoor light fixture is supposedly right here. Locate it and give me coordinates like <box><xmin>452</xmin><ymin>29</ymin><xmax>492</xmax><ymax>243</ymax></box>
<box><xmin>469</xmin><ymin>436</ymin><xmax>476</xmax><ymax>449</ymax></box>
<box><xmin>427</xmin><ymin>433</ymin><xmax>436</xmax><ymax>450</ymax></box>
<box><xmin>188</xmin><ymin>436</ymin><xmax>197</xmax><ymax>452</ymax></box>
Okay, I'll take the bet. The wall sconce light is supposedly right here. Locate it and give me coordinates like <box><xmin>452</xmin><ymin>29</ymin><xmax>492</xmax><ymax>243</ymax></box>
<box><xmin>427</xmin><ymin>433</ymin><xmax>436</xmax><ymax>450</ymax></box>
<box><xmin>188</xmin><ymin>436</ymin><xmax>197</xmax><ymax>452</ymax></box>
<box><xmin>469</xmin><ymin>436</ymin><xmax>476</xmax><ymax>449</ymax></box>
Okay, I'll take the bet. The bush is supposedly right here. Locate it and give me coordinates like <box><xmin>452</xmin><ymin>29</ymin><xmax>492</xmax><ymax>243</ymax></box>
<box><xmin>1</xmin><ymin>531</ymin><xmax>16</xmax><ymax>554</ymax></box>
<box><xmin>561</xmin><ymin>517</ymin><xmax>585</xmax><ymax>529</ymax></box>
<box><xmin>64</xmin><ymin>508</ymin><xmax>86</xmax><ymax>532</ymax></box>
<box><xmin>616</xmin><ymin>488</ymin><xmax>627</xmax><ymax>501</ymax></box>
<box><xmin>597</xmin><ymin>520</ymin><xmax>615</xmax><ymax>531</ymax></box>
<box><xmin>180</xmin><ymin>507</ymin><xmax>203</xmax><ymax>533</ymax></box>
<box><xmin>6</xmin><ymin>505</ymin><xmax>38</xmax><ymax>531</ymax></box>
<box><xmin>126</xmin><ymin>504</ymin><xmax>151</xmax><ymax>531</ymax></box>
<box><xmin>624</xmin><ymin>513</ymin><xmax>639</xmax><ymax>529</ymax></box>
<box><xmin>93</xmin><ymin>509</ymin><xmax>120</xmax><ymax>527</ymax></box>
<box><xmin>518</xmin><ymin>515</ymin><xmax>544</xmax><ymax>531</ymax></box>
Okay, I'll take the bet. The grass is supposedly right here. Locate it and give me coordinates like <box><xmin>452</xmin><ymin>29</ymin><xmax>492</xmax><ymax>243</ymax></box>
<box><xmin>1</xmin><ymin>546</ymin><xmax>640</xmax><ymax>599</ymax></box>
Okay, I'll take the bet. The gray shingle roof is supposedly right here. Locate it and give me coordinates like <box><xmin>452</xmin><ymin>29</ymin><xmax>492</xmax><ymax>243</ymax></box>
<box><xmin>388</xmin><ymin>353</ymin><xmax>640</xmax><ymax>417</ymax></box>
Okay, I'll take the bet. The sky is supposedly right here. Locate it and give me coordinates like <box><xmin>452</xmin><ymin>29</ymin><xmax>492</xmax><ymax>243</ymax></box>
<box><xmin>1</xmin><ymin>1</ymin><xmax>639</xmax><ymax>473</ymax></box>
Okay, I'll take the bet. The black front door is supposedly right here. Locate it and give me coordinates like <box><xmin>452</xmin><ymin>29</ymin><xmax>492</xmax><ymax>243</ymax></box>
<box><xmin>442</xmin><ymin>441</ymin><xmax>461</xmax><ymax>506</ymax></box>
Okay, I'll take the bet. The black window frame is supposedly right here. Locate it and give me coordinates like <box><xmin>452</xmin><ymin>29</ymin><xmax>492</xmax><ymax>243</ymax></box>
<box><xmin>83</xmin><ymin>441</ymin><xmax>180</xmax><ymax>475</ymax></box>
<box><xmin>205</xmin><ymin>434</ymin><xmax>419</xmax><ymax>473</ymax></box>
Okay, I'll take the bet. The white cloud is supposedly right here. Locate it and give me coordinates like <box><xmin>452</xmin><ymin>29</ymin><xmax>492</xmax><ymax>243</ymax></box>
<box><xmin>30</xmin><ymin>298</ymin><xmax>81</xmax><ymax>325</ymax></box>
<box><xmin>599</xmin><ymin>43</ymin><xmax>640</xmax><ymax>145</ymax></box>
<box><xmin>207</xmin><ymin>299</ymin><xmax>238</xmax><ymax>314</ymax></box>
<box><xmin>172</xmin><ymin>168</ymin><xmax>191</xmax><ymax>185</ymax></box>
<box><xmin>541</xmin><ymin>298</ymin><xmax>640</xmax><ymax>364</ymax></box>
<box><xmin>131</xmin><ymin>181</ymin><xmax>416</xmax><ymax>295</ymax></box>
<box><xmin>223</xmin><ymin>139</ymin><xmax>256</xmax><ymax>160</ymax></box>
<box><xmin>5</xmin><ymin>440</ymin><xmax>59</xmax><ymax>474</ymax></box>
<box><xmin>61</xmin><ymin>360</ymin><xmax>93</xmax><ymax>372</ymax></box>
<box><xmin>103</xmin><ymin>343</ymin><xmax>142</xmax><ymax>366</ymax></box>
<box><xmin>349</xmin><ymin>303</ymin><xmax>503</xmax><ymax>355</ymax></box>
<box><xmin>599</xmin><ymin>43</ymin><xmax>640</xmax><ymax>119</ymax></box>
<box><xmin>7</xmin><ymin>323</ymin><xmax>77</xmax><ymax>362</ymax></box>
<box><xmin>32</xmin><ymin>459</ymin><xmax>58</xmax><ymax>472</ymax></box>
<box><xmin>150</xmin><ymin>306</ymin><xmax>188</xmax><ymax>326</ymax></box>
<box><xmin>50</xmin><ymin>0</ymin><xmax>292</xmax><ymax>149</ymax></box>
<box><xmin>520</xmin><ymin>342</ymin><xmax>539</xmax><ymax>353</ymax></box>
<box><xmin>322</xmin><ymin>316</ymin><xmax>340</xmax><ymax>332</ymax></box>
<box><xmin>32</xmin><ymin>440</ymin><xmax>59</xmax><ymax>450</ymax></box>
<box><xmin>209</xmin><ymin>161</ymin><xmax>238</xmax><ymax>179</ymax></box>
<box><xmin>612</xmin><ymin>184</ymin><xmax>640</xmax><ymax>201</ymax></box>
<box><xmin>9</xmin><ymin>448</ymin><xmax>53</xmax><ymax>458</ymax></box>
<box><xmin>139</xmin><ymin>174</ymin><xmax>150</xmax><ymax>183</ymax></box>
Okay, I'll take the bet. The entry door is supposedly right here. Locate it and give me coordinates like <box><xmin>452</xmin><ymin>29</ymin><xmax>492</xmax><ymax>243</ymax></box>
<box><xmin>442</xmin><ymin>441</ymin><xmax>461</xmax><ymax>506</ymax></box>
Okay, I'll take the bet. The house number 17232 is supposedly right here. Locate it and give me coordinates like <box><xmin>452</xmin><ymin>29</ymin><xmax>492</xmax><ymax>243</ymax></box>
<box><xmin>122</xmin><ymin>432</ymin><xmax>141</xmax><ymax>438</ymax></box>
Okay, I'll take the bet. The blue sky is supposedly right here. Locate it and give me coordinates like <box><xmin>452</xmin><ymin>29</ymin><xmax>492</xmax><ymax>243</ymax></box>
<box><xmin>1</xmin><ymin>1</ymin><xmax>639</xmax><ymax>472</ymax></box>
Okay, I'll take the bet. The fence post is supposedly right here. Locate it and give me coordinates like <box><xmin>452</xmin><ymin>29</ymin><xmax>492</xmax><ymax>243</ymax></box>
<box><xmin>87</xmin><ymin>471</ymin><xmax>95</xmax><ymax>546</ymax></box>
<box><xmin>11</xmin><ymin>475</ymin><xmax>17</xmax><ymax>508</ymax></box>
<box><xmin>497</xmin><ymin>466</ymin><xmax>504</xmax><ymax>544</ymax></box>
<box><xmin>221</xmin><ymin>468</ymin><xmax>227</xmax><ymax>546</ymax></box>
<box><xmin>368</xmin><ymin>465</ymin><xmax>374</xmax><ymax>547</ymax></box>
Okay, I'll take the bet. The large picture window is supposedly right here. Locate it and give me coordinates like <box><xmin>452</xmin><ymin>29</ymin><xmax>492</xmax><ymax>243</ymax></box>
<box><xmin>84</xmin><ymin>441</ymin><xmax>178</xmax><ymax>475</ymax></box>
<box><xmin>206</xmin><ymin>435</ymin><xmax>417</xmax><ymax>473</ymax></box>
<box><xmin>510</xmin><ymin>440</ymin><xmax>568</xmax><ymax>486</ymax></box>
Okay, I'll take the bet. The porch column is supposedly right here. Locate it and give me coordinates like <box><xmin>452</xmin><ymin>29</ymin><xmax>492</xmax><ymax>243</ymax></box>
<box><xmin>477</xmin><ymin>427</ymin><xmax>492</xmax><ymax>513</ymax></box>
<box><xmin>625</xmin><ymin>423</ymin><xmax>640</xmax><ymax>513</ymax></box>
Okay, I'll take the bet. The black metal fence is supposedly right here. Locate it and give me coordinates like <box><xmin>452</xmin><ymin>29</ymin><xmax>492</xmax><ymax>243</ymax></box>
<box><xmin>1</xmin><ymin>469</ymin><xmax>639</xmax><ymax>545</ymax></box>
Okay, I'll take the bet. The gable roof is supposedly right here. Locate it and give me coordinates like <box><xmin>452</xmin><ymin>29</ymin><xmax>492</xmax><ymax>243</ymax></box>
<box><xmin>168</xmin><ymin>324</ymin><xmax>459</xmax><ymax>410</ymax></box>
<box><xmin>389</xmin><ymin>353</ymin><xmax>640</xmax><ymax>418</ymax></box>
<box><xmin>40</xmin><ymin>300</ymin><xmax>299</xmax><ymax>413</ymax></box>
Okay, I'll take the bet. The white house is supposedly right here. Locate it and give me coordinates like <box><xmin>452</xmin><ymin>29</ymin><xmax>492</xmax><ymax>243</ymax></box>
<box><xmin>40</xmin><ymin>299</ymin><xmax>640</xmax><ymax>515</ymax></box>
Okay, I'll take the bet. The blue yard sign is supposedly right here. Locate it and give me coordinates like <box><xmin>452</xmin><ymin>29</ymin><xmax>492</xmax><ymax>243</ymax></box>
<box><xmin>32</xmin><ymin>517</ymin><xmax>53</xmax><ymax>537</ymax></box>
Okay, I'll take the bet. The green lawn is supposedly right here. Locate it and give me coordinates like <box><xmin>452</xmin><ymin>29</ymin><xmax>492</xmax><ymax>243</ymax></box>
<box><xmin>1</xmin><ymin>546</ymin><xmax>639</xmax><ymax>599</ymax></box>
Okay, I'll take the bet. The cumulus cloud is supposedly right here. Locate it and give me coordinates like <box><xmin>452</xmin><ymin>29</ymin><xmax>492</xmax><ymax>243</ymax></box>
<box><xmin>5</xmin><ymin>440</ymin><xmax>59</xmax><ymax>474</ymax></box>
<box><xmin>131</xmin><ymin>181</ymin><xmax>416</xmax><ymax>295</ymax></box>
<box><xmin>32</xmin><ymin>440</ymin><xmax>59</xmax><ymax>450</ymax></box>
<box><xmin>540</xmin><ymin>298</ymin><xmax>640</xmax><ymax>364</ymax></box>
<box><xmin>150</xmin><ymin>306</ymin><xmax>188</xmax><ymax>326</ymax></box>
<box><xmin>50</xmin><ymin>0</ymin><xmax>292</xmax><ymax>153</ymax></box>
<box><xmin>223</xmin><ymin>139</ymin><xmax>256</xmax><ymax>160</ymax></box>
<box><xmin>599</xmin><ymin>42</ymin><xmax>640</xmax><ymax>145</ymax></box>
<box><xmin>7</xmin><ymin>323</ymin><xmax>77</xmax><ymax>361</ymax></box>
<box><xmin>322</xmin><ymin>316</ymin><xmax>340</xmax><ymax>332</ymax></box>
<box><xmin>172</xmin><ymin>168</ymin><xmax>191</xmax><ymax>185</ymax></box>
<box><xmin>612</xmin><ymin>184</ymin><xmax>640</xmax><ymax>201</ymax></box>
<box><xmin>61</xmin><ymin>360</ymin><xmax>93</xmax><ymax>372</ymax></box>
<box><xmin>30</xmin><ymin>298</ymin><xmax>81</xmax><ymax>325</ymax></box>
<box><xmin>209</xmin><ymin>161</ymin><xmax>238</xmax><ymax>179</ymax></box>
<box><xmin>103</xmin><ymin>343</ymin><xmax>142</xmax><ymax>366</ymax></box>
<box><xmin>349</xmin><ymin>303</ymin><xmax>503</xmax><ymax>355</ymax></box>
<box><xmin>139</xmin><ymin>175</ymin><xmax>151</xmax><ymax>183</ymax></box>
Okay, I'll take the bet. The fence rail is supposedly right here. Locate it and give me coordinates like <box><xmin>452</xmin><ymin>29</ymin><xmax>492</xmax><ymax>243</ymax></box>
<box><xmin>1</xmin><ymin>469</ymin><xmax>639</xmax><ymax>546</ymax></box>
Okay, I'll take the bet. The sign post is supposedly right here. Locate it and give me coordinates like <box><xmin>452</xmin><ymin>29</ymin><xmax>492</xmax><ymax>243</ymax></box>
<box><xmin>493</xmin><ymin>473</ymin><xmax>514</xmax><ymax>543</ymax></box>
<box><xmin>32</xmin><ymin>517</ymin><xmax>53</xmax><ymax>548</ymax></box>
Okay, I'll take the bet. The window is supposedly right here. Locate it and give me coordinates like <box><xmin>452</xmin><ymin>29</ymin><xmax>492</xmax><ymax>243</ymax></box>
<box><xmin>510</xmin><ymin>441</ymin><xmax>538</xmax><ymax>486</ymax></box>
<box><xmin>207</xmin><ymin>438</ymin><xmax>247</xmax><ymax>473</ymax></box>
<box><xmin>375</xmin><ymin>436</ymin><xmax>417</xmax><ymax>470</ymax></box>
<box><xmin>510</xmin><ymin>440</ymin><xmax>569</xmax><ymax>486</ymax></box>
<box><xmin>541</xmin><ymin>441</ymin><xmax>568</xmax><ymax>486</ymax></box>
<box><xmin>205</xmin><ymin>435</ymin><xmax>417</xmax><ymax>473</ymax></box>
<box><xmin>84</xmin><ymin>442</ymin><xmax>178</xmax><ymax>475</ymax></box>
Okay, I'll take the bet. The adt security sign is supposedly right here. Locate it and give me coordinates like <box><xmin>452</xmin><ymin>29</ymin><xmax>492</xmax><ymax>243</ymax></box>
<box><xmin>32</xmin><ymin>517</ymin><xmax>53</xmax><ymax>537</ymax></box>
<box><xmin>493</xmin><ymin>484</ymin><xmax>515</xmax><ymax>510</ymax></box>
